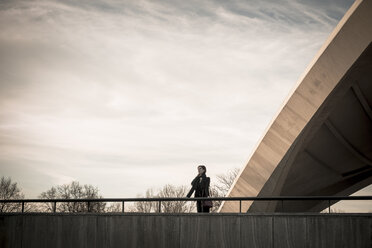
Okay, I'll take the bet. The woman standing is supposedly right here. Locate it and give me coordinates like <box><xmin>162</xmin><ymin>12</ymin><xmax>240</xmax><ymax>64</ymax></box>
<box><xmin>186</xmin><ymin>165</ymin><xmax>211</xmax><ymax>213</ymax></box>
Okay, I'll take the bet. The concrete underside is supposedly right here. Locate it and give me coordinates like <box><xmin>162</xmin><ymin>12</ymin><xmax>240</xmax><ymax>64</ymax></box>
<box><xmin>250</xmin><ymin>42</ymin><xmax>372</xmax><ymax>213</ymax></box>
<box><xmin>219</xmin><ymin>0</ymin><xmax>372</xmax><ymax>213</ymax></box>
<box><xmin>1</xmin><ymin>213</ymin><xmax>372</xmax><ymax>248</ymax></box>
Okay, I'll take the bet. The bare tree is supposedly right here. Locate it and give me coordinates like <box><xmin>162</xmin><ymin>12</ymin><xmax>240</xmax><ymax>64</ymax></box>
<box><xmin>105</xmin><ymin>202</ymin><xmax>122</xmax><ymax>213</ymax></box>
<box><xmin>0</xmin><ymin>176</ymin><xmax>25</xmax><ymax>212</ymax></box>
<box><xmin>130</xmin><ymin>185</ymin><xmax>196</xmax><ymax>213</ymax></box>
<box><xmin>158</xmin><ymin>184</ymin><xmax>195</xmax><ymax>213</ymax></box>
<box><xmin>131</xmin><ymin>188</ymin><xmax>157</xmax><ymax>213</ymax></box>
<box><xmin>209</xmin><ymin>184</ymin><xmax>225</xmax><ymax>213</ymax></box>
<box><xmin>39</xmin><ymin>181</ymin><xmax>106</xmax><ymax>213</ymax></box>
<box><xmin>215</xmin><ymin>168</ymin><xmax>240</xmax><ymax>196</ymax></box>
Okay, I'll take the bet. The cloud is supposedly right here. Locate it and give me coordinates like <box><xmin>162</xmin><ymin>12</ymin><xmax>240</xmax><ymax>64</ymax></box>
<box><xmin>1</xmin><ymin>0</ymin><xmax>363</xmax><ymax>202</ymax></box>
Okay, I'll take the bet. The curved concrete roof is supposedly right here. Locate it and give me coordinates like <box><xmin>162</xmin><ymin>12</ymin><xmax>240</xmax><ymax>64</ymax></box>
<box><xmin>219</xmin><ymin>0</ymin><xmax>372</xmax><ymax>213</ymax></box>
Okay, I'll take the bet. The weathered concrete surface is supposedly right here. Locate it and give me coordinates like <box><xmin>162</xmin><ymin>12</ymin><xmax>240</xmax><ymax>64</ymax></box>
<box><xmin>1</xmin><ymin>213</ymin><xmax>371</xmax><ymax>248</ymax></box>
<box><xmin>219</xmin><ymin>0</ymin><xmax>372</xmax><ymax>213</ymax></box>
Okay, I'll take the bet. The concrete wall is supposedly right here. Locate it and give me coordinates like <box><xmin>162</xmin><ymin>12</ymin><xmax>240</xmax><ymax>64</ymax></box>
<box><xmin>1</xmin><ymin>213</ymin><xmax>371</xmax><ymax>248</ymax></box>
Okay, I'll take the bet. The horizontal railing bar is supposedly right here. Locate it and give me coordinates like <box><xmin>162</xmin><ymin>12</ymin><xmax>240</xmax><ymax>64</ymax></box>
<box><xmin>1</xmin><ymin>195</ymin><xmax>372</xmax><ymax>203</ymax></box>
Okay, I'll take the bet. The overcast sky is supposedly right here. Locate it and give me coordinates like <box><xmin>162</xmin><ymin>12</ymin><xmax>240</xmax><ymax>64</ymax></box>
<box><xmin>1</xmin><ymin>0</ymin><xmax>369</xmax><ymax>211</ymax></box>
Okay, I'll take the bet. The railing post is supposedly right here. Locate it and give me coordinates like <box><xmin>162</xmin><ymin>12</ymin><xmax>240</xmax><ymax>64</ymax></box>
<box><xmin>53</xmin><ymin>201</ymin><xmax>57</xmax><ymax>213</ymax></box>
<box><xmin>281</xmin><ymin>200</ymin><xmax>284</xmax><ymax>212</ymax></box>
<box><xmin>21</xmin><ymin>201</ymin><xmax>24</xmax><ymax>213</ymax></box>
<box><xmin>158</xmin><ymin>201</ymin><xmax>161</xmax><ymax>213</ymax></box>
<box><xmin>239</xmin><ymin>200</ymin><xmax>242</xmax><ymax>213</ymax></box>
<box><xmin>88</xmin><ymin>201</ymin><xmax>90</xmax><ymax>212</ymax></box>
<box><xmin>122</xmin><ymin>201</ymin><xmax>125</xmax><ymax>213</ymax></box>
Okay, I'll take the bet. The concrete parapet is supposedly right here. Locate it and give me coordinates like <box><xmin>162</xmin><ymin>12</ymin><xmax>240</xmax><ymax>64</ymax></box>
<box><xmin>1</xmin><ymin>213</ymin><xmax>371</xmax><ymax>248</ymax></box>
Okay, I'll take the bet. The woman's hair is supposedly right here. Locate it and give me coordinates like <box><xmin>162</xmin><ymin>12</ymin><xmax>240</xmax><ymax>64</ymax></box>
<box><xmin>198</xmin><ymin>165</ymin><xmax>207</xmax><ymax>173</ymax></box>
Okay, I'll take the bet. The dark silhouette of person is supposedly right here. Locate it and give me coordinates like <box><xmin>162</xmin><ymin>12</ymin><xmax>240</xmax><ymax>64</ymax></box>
<box><xmin>186</xmin><ymin>165</ymin><xmax>211</xmax><ymax>213</ymax></box>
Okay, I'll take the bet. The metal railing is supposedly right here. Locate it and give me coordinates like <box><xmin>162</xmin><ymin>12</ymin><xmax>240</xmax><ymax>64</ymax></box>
<box><xmin>1</xmin><ymin>195</ymin><xmax>371</xmax><ymax>213</ymax></box>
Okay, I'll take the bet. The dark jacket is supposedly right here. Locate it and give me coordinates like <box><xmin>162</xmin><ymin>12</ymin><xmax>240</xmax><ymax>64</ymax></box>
<box><xmin>186</xmin><ymin>173</ymin><xmax>210</xmax><ymax>198</ymax></box>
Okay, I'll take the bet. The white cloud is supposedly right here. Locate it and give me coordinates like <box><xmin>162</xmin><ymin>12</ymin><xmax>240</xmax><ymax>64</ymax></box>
<box><xmin>2</xmin><ymin>0</ymin><xmax>366</xmax><ymax>208</ymax></box>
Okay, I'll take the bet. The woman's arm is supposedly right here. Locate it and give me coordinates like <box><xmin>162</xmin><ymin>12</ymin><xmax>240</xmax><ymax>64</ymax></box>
<box><xmin>186</xmin><ymin>184</ymin><xmax>195</xmax><ymax>198</ymax></box>
<box><xmin>187</xmin><ymin>176</ymin><xmax>199</xmax><ymax>197</ymax></box>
